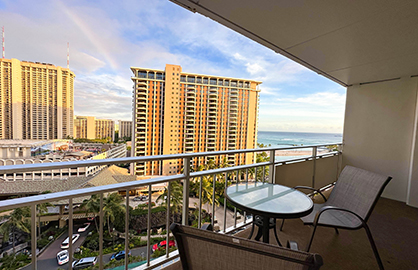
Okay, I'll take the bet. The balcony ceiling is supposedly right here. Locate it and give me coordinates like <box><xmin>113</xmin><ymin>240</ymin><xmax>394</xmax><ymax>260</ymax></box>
<box><xmin>171</xmin><ymin>0</ymin><xmax>418</xmax><ymax>87</ymax></box>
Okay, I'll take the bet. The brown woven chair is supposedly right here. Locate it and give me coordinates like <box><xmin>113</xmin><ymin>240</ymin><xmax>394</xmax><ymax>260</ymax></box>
<box><xmin>170</xmin><ymin>223</ymin><xmax>323</xmax><ymax>270</ymax></box>
<box><xmin>300</xmin><ymin>165</ymin><xmax>392</xmax><ymax>270</ymax></box>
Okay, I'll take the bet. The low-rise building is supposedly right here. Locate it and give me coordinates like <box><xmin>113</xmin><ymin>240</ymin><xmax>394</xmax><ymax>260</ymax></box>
<box><xmin>74</xmin><ymin>116</ymin><xmax>115</xmax><ymax>141</ymax></box>
<box><xmin>119</xmin><ymin>120</ymin><xmax>132</xmax><ymax>140</ymax></box>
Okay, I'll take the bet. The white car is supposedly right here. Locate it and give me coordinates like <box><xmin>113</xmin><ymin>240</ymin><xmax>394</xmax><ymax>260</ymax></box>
<box><xmin>61</xmin><ymin>234</ymin><xmax>80</xmax><ymax>249</ymax></box>
<box><xmin>78</xmin><ymin>223</ymin><xmax>91</xmax><ymax>233</ymax></box>
<box><xmin>56</xmin><ymin>250</ymin><xmax>69</xmax><ymax>265</ymax></box>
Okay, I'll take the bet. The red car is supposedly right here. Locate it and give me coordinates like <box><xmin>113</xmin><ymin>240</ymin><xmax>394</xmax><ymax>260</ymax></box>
<box><xmin>152</xmin><ymin>240</ymin><xmax>175</xmax><ymax>252</ymax></box>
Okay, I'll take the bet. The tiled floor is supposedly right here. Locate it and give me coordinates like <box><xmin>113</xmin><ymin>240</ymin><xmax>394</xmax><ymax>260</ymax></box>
<box><xmin>165</xmin><ymin>197</ymin><xmax>418</xmax><ymax>269</ymax></box>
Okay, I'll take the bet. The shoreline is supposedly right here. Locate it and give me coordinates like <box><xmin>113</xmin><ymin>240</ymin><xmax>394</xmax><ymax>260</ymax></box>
<box><xmin>261</xmin><ymin>149</ymin><xmax>330</xmax><ymax>156</ymax></box>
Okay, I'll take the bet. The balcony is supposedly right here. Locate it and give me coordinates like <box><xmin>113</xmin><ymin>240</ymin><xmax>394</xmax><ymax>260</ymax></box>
<box><xmin>2</xmin><ymin>142</ymin><xmax>418</xmax><ymax>269</ymax></box>
<box><xmin>0</xmin><ymin>145</ymin><xmax>349</xmax><ymax>268</ymax></box>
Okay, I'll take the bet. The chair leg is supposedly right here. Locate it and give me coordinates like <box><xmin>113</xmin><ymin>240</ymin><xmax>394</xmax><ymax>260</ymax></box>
<box><xmin>363</xmin><ymin>224</ymin><xmax>384</xmax><ymax>270</ymax></box>
<box><xmin>334</xmin><ymin>228</ymin><xmax>339</xmax><ymax>234</ymax></box>
<box><xmin>247</xmin><ymin>221</ymin><xmax>255</xmax><ymax>240</ymax></box>
<box><xmin>280</xmin><ymin>219</ymin><xmax>285</xmax><ymax>231</ymax></box>
<box><xmin>273</xmin><ymin>223</ymin><xmax>282</xmax><ymax>247</ymax></box>
<box><xmin>254</xmin><ymin>226</ymin><xmax>263</xmax><ymax>241</ymax></box>
<box><xmin>305</xmin><ymin>223</ymin><xmax>319</xmax><ymax>252</ymax></box>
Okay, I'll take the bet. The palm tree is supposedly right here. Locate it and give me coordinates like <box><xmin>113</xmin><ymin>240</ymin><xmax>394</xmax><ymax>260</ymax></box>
<box><xmin>37</xmin><ymin>191</ymin><xmax>54</xmax><ymax>238</ymax></box>
<box><xmin>103</xmin><ymin>193</ymin><xmax>125</xmax><ymax>237</ymax></box>
<box><xmin>0</xmin><ymin>207</ymin><xmax>30</xmax><ymax>254</ymax></box>
<box><xmin>81</xmin><ymin>194</ymin><xmax>100</xmax><ymax>232</ymax></box>
<box><xmin>200</xmin><ymin>176</ymin><xmax>220</xmax><ymax>213</ymax></box>
<box><xmin>157</xmin><ymin>181</ymin><xmax>183</xmax><ymax>214</ymax></box>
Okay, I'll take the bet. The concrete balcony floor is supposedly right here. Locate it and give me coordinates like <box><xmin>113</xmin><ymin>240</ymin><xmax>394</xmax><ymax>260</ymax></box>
<box><xmin>165</xmin><ymin>198</ymin><xmax>418</xmax><ymax>270</ymax></box>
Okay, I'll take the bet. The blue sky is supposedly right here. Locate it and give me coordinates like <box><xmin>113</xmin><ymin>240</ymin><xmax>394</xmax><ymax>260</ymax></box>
<box><xmin>0</xmin><ymin>0</ymin><xmax>346</xmax><ymax>133</ymax></box>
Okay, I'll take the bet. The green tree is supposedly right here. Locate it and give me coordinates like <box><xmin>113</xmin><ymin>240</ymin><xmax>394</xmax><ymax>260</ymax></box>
<box><xmin>0</xmin><ymin>207</ymin><xmax>31</xmax><ymax>254</ymax></box>
<box><xmin>103</xmin><ymin>193</ymin><xmax>126</xmax><ymax>237</ymax></box>
<box><xmin>248</xmin><ymin>143</ymin><xmax>270</xmax><ymax>181</ymax></box>
<box><xmin>37</xmin><ymin>191</ymin><xmax>54</xmax><ymax>238</ymax></box>
<box><xmin>157</xmin><ymin>181</ymin><xmax>183</xmax><ymax>214</ymax></box>
<box><xmin>200</xmin><ymin>176</ymin><xmax>219</xmax><ymax>212</ymax></box>
<box><xmin>81</xmin><ymin>194</ymin><xmax>100</xmax><ymax>232</ymax></box>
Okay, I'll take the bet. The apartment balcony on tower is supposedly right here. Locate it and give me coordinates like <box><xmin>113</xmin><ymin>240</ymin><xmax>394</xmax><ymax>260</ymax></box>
<box><xmin>131</xmin><ymin>64</ymin><xmax>262</xmax><ymax>176</ymax></box>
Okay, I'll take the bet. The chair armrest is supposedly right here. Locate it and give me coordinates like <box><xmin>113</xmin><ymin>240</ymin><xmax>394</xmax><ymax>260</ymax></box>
<box><xmin>314</xmin><ymin>206</ymin><xmax>366</xmax><ymax>227</ymax></box>
<box><xmin>293</xmin><ymin>186</ymin><xmax>327</xmax><ymax>202</ymax></box>
<box><xmin>286</xmin><ymin>240</ymin><xmax>299</xmax><ymax>251</ymax></box>
<box><xmin>201</xmin><ymin>223</ymin><xmax>213</xmax><ymax>231</ymax></box>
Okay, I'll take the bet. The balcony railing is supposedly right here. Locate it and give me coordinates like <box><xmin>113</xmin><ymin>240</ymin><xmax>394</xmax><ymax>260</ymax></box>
<box><xmin>0</xmin><ymin>143</ymin><xmax>341</xmax><ymax>270</ymax></box>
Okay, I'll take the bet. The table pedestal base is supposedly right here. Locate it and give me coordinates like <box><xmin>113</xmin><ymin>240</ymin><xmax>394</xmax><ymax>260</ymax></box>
<box><xmin>248</xmin><ymin>215</ymin><xmax>282</xmax><ymax>246</ymax></box>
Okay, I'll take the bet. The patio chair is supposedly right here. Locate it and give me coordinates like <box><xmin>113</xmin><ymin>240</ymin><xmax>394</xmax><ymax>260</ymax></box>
<box><xmin>170</xmin><ymin>223</ymin><xmax>323</xmax><ymax>270</ymax></box>
<box><xmin>299</xmin><ymin>165</ymin><xmax>391</xmax><ymax>270</ymax></box>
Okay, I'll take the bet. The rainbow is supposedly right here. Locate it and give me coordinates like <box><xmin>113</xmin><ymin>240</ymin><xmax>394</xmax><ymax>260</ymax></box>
<box><xmin>56</xmin><ymin>0</ymin><xmax>118</xmax><ymax>70</ymax></box>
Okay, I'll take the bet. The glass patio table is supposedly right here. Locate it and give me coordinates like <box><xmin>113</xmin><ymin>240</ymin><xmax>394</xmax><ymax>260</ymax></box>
<box><xmin>225</xmin><ymin>182</ymin><xmax>313</xmax><ymax>245</ymax></box>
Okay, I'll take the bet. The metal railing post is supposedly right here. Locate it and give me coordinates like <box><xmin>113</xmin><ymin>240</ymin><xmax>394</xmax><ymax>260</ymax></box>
<box><xmin>166</xmin><ymin>182</ymin><xmax>171</xmax><ymax>258</ymax></box>
<box><xmin>68</xmin><ymin>198</ymin><xmax>73</xmax><ymax>270</ymax></box>
<box><xmin>31</xmin><ymin>205</ymin><xmax>37</xmax><ymax>270</ymax></box>
<box><xmin>336</xmin><ymin>144</ymin><xmax>342</xmax><ymax>181</ymax></box>
<box><xmin>147</xmin><ymin>185</ymin><xmax>152</xmax><ymax>266</ymax></box>
<box><xmin>182</xmin><ymin>157</ymin><xmax>191</xmax><ymax>225</ymax></box>
<box><xmin>269</xmin><ymin>150</ymin><xmax>275</xmax><ymax>183</ymax></box>
<box><xmin>99</xmin><ymin>193</ymin><xmax>104</xmax><ymax>270</ymax></box>
<box><xmin>211</xmin><ymin>174</ymin><xmax>216</xmax><ymax>228</ymax></box>
<box><xmin>312</xmin><ymin>146</ymin><xmax>317</xmax><ymax>188</ymax></box>
<box><xmin>125</xmin><ymin>189</ymin><xmax>130</xmax><ymax>270</ymax></box>
<box><xmin>223</xmin><ymin>172</ymin><xmax>227</xmax><ymax>232</ymax></box>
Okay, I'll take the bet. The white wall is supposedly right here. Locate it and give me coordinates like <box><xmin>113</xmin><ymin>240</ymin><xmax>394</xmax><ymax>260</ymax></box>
<box><xmin>342</xmin><ymin>77</ymin><xmax>418</xmax><ymax>206</ymax></box>
<box><xmin>275</xmin><ymin>155</ymin><xmax>340</xmax><ymax>188</ymax></box>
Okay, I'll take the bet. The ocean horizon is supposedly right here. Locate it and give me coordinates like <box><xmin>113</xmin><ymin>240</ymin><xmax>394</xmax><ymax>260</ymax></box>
<box><xmin>257</xmin><ymin>131</ymin><xmax>342</xmax><ymax>147</ymax></box>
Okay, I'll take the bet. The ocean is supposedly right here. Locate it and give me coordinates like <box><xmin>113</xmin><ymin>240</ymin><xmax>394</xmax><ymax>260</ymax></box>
<box><xmin>257</xmin><ymin>131</ymin><xmax>342</xmax><ymax>148</ymax></box>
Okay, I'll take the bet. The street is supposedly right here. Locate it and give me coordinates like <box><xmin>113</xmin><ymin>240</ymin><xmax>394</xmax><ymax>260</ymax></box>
<box><xmin>21</xmin><ymin>223</ymin><xmax>151</xmax><ymax>270</ymax></box>
<box><xmin>19</xmin><ymin>195</ymin><xmax>238</xmax><ymax>270</ymax></box>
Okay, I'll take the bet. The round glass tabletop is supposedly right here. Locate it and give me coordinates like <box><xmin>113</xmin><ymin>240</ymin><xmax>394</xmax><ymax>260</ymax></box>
<box><xmin>225</xmin><ymin>182</ymin><xmax>313</xmax><ymax>218</ymax></box>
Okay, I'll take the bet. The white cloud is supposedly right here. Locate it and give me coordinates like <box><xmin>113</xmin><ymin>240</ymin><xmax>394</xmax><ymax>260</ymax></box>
<box><xmin>246</xmin><ymin>62</ymin><xmax>265</xmax><ymax>75</ymax></box>
<box><xmin>258</xmin><ymin>91</ymin><xmax>346</xmax><ymax>133</ymax></box>
<box><xmin>0</xmin><ymin>0</ymin><xmax>347</xmax><ymax>133</ymax></box>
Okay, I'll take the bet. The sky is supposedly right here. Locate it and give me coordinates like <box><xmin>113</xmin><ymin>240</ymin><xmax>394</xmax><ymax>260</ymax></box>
<box><xmin>0</xmin><ymin>0</ymin><xmax>346</xmax><ymax>133</ymax></box>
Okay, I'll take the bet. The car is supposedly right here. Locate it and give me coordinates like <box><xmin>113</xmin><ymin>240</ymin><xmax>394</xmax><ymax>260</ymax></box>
<box><xmin>133</xmin><ymin>195</ymin><xmax>148</xmax><ymax>201</ymax></box>
<box><xmin>152</xmin><ymin>240</ymin><xmax>175</xmax><ymax>252</ymax></box>
<box><xmin>110</xmin><ymin>250</ymin><xmax>131</xmax><ymax>261</ymax></box>
<box><xmin>72</xmin><ymin>257</ymin><xmax>97</xmax><ymax>269</ymax></box>
<box><xmin>87</xmin><ymin>217</ymin><xmax>94</xmax><ymax>221</ymax></box>
<box><xmin>61</xmin><ymin>234</ymin><xmax>80</xmax><ymax>249</ymax></box>
<box><xmin>78</xmin><ymin>223</ymin><xmax>91</xmax><ymax>233</ymax></box>
<box><xmin>56</xmin><ymin>250</ymin><xmax>69</xmax><ymax>265</ymax></box>
<box><xmin>64</xmin><ymin>204</ymin><xmax>80</xmax><ymax>210</ymax></box>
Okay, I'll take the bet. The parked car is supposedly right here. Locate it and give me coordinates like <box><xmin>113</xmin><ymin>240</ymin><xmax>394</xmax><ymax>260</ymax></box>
<box><xmin>110</xmin><ymin>250</ymin><xmax>131</xmax><ymax>261</ymax></box>
<box><xmin>64</xmin><ymin>204</ymin><xmax>80</xmax><ymax>210</ymax></box>
<box><xmin>56</xmin><ymin>250</ymin><xmax>69</xmax><ymax>265</ymax></box>
<box><xmin>61</xmin><ymin>234</ymin><xmax>80</xmax><ymax>249</ymax></box>
<box><xmin>78</xmin><ymin>223</ymin><xmax>91</xmax><ymax>233</ymax></box>
<box><xmin>72</xmin><ymin>257</ymin><xmax>97</xmax><ymax>269</ymax></box>
<box><xmin>152</xmin><ymin>240</ymin><xmax>176</xmax><ymax>252</ymax></box>
<box><xmin>133</xmin><ymin>195</ymin><xmax>148</xmax><ymax>201</ymax></box>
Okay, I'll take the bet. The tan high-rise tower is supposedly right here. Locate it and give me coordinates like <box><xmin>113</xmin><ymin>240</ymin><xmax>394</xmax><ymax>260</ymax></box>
<box><xmin>131</xmin><ymin>64</ymin><xmax>261</xmax><ymax>176</ymax></box>
<box><xmin>0</xmin><ymin>58</ymin><xmax>75</xmax><ymax>140</ymax></box>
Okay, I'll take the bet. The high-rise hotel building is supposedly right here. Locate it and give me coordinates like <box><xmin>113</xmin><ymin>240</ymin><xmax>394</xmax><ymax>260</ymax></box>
<box><xmin>0</xmin><ymin>58</ymin><xmax>75</xmax><ymax>140</ymax></box>
<box><xmin>131</xmin><ymin>64</ymin><xmax>261</xmax><ymax>176</ymax></box>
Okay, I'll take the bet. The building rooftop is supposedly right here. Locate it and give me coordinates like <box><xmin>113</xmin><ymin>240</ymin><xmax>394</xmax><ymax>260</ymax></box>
<box><xmin>0</xmin><ymin>165</ymin><xmax>130</xmax><ymax>197</ymax></box>
<box><xmin>0</xmin><ymin>140</ymin><xmax>65</xmax><ymax>147</ymax></box>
